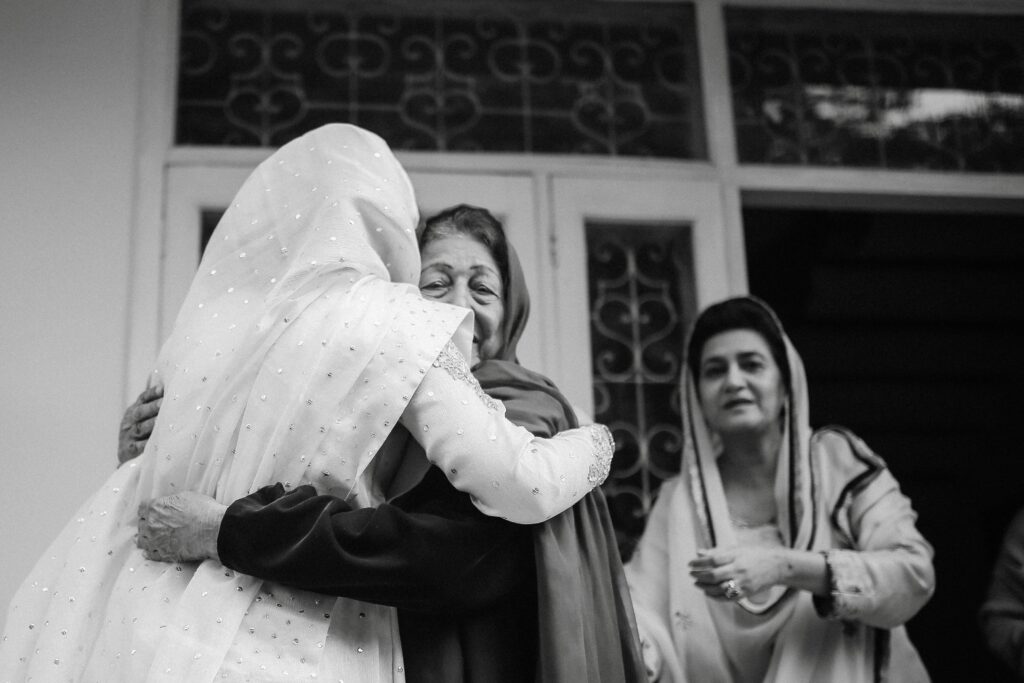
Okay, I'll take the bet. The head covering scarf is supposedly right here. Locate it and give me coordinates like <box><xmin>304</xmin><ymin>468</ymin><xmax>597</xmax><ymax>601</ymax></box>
<box><xmin>492</xmin><ymin>242</ymin><xmax>530</xmax><ymax>363</ymax></box>
<box><xmin>139</xmin><ymin>123</ymin><xmax>471</xmax><ymax>508</ymax></box>
<box><xmin>471</xmin><ymin>238</ymin><xmax>572</xmax><ymax>433</ymax></box>
<box><xmin>684</xmin><ymin>297</ymin><xmax>815</xmax><ymax>612</ymax></box>
<box><xmin>626</xmin><ymin>296</ymin><xmax>835</xmax><ymax>682</ymax></box>
<box><xmin>0</xmin><ymin>124</ymin><xmax>473</xmax><ymax>682</ymax></box>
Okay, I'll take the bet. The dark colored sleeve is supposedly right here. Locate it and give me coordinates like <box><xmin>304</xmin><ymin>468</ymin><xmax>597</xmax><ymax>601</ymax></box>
<box><xmin>219</xmin><ymin>474</ymin><xmax>533</xmax><ymax>614</ymax></box>
<box><xmin>979</xmin><ymin>509</ymin><xmax>1024</xmax><ymax>677</ymax></box>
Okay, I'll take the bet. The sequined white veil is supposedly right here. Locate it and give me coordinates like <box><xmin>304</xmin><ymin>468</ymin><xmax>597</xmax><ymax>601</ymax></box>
<box><xmin>0</xmin><ymin>124</ymin><xmax>473</xmax><ymax>681</ymax></box>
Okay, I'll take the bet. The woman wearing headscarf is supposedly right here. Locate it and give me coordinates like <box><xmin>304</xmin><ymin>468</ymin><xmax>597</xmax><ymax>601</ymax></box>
<box><xmin>427</xmin><ymin>207</ymin><xmax>645</xmax><ymax>683</ymax></box>
<box><xmin>625</xmin><ymin>296</ymin><xmax>934</xmax><ymax>682</ymax></box>
<box><xmin>0</xmin><ymin>125</ymin><xmax>614</xmax><ymax>681</ymax></box>
<box><xmin>125</xmin><ymin>205</ymin><xmax>645</xmax><ymax>682</ymax></box>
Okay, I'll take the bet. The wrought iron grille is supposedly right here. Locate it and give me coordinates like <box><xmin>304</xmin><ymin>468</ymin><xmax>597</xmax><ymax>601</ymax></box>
<box><xmin>727</xmin><ymin>8</ymin><xmax>1024</xmax><ymax>172</ymax></box>
<box><xmin>587</xmin><ymin>223</ymin><xmax>695</xmax><ymax>560</ymax></box>
<box><xmin>176</xmin><ymin>0</ymin><xmax>705</xmax><ymax>158</ymax></box>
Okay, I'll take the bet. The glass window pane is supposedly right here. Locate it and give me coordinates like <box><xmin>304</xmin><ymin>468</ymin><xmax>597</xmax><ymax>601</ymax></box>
<box><xmin>177</xmin><ymin>0</ymin><xmax>706</xmax><ymax>159</ymax></box>
<box><xmin>728</xmin><ymin>8</ymin><xmax>1024</xmax><ymax>172</ymax></box>
<box><xmin>586</xmin><ymin>223</ymin><xmax>696</xmax><ymax>559</ymax></box>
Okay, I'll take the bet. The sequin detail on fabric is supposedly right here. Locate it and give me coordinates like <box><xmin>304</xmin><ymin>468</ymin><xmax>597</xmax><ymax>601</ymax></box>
<box><xmin>586</xmin><ymin>424</ymin><xmax>615</xmax><ymax>485</ymax></box>
<box><xmin>432</xmin><ymin>341</ymin><xmax>500</xmax><ymax>411</ymax></box>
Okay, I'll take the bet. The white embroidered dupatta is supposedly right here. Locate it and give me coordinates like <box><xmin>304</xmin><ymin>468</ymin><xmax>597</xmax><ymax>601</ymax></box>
<box><xmin>0</xmin><ymin>124</ymin><xmax>473</xmax><ymax>682</ymax></box>
<box><xmin>627</xmin><ymin>297</ymin><xmax>882</xmax><ymax>682</ymax></box>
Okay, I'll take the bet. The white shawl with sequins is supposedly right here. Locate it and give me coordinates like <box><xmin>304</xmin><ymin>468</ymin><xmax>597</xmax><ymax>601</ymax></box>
<box><xmin>0</xmin><ymin>124</ymin><xmax>473</xmax><ymax>682</ymax></box>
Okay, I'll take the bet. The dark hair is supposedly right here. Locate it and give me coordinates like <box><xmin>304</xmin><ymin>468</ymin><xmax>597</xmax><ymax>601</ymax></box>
<box><xmin>686</xmin><ymin>298</ymin><xmax>791</xmax><ymax>387</ymax></box>
<box><xmin>420</xmin><ymin>204</ymin><xmax>510</xmax><ymax>295</ymax></box>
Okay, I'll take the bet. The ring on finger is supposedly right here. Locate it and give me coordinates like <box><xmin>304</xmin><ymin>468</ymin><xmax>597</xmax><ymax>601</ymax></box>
<box><xmin>722</xmin><ymin>579</ymin><xmax>742</xmax><ymax>600</ymax></box>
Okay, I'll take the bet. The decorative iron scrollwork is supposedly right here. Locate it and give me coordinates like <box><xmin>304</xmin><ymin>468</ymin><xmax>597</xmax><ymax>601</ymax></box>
<box><xmin>727</xmin><ymin>8</ymin><xmax>1024</xmax><ymax>172</ymax></box>
<box><xmin>587</xmin><ymin>224</ymin><xmax>695</xmax><ymax>559</ymax></box>
<box><xmin>177</xmin><ymin>0</ymin><xmax>705</xmax><ymax>158</ymax></box>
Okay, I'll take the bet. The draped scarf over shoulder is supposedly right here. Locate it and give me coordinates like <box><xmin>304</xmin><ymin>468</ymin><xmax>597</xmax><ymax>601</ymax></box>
<box><xmin>634</xmin><ymin>296</ymin><xmax>820</xmax><ymax>680</ymax></box>
<box><xmin>625</xmin><ymin>296</ymin><xmax>925</xmax><ymax>683</ymax></box>
<box><xmin>474</xmin><ymin>241</ymin><xmax>646</xmax><ymax>683</ymax></box>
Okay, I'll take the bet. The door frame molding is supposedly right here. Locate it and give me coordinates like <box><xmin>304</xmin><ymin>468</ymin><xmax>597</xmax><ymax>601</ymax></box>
<box><xmin>545</xmin><ymin>176</ymin><xmax>732</xmax><ymax>414</ymax></box>
<box><xmin>129</xmin><ymin>0</ymin><xmax>1024</xmax><ymax>400</ymax></box>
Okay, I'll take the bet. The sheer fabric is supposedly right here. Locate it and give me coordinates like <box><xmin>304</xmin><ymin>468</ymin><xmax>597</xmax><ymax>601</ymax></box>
<box><xmin>0</xmin><ymin>124</ymin><xmax>611</xmax><ymax>681</ymax></box>
<box><xmin>2</xmin><ymin>123</ymin><xmax>460</xmax><ymax>681</ymax></box>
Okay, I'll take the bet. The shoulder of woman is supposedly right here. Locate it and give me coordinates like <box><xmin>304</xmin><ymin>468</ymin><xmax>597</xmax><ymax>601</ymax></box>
<box><xmin>474</xmin><ymin>360</ymin><xmax>577</xmax><ymax>434</ymax></box>
<box><xmin>474</xmin><ymin>359</ymin><xmax>558</xmax><ymax>392</ymax></box>
<box><xmin>811</xmin><ymin>425</ymin><xmax>889</xmax><ymax>491</ymax></box>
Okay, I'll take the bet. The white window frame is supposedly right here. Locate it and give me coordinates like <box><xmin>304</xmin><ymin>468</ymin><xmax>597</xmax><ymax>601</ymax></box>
<box><xmin>127</xmin><ymin>0</ymin><xmax>1024</xmax><ymax>401</ymax></box>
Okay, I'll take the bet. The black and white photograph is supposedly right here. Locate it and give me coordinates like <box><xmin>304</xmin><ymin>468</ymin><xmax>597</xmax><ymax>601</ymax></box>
<box><xmin>2</xmin><ymin>0</ymin><xmax>1023</xmax><ymax>680</ymax></box>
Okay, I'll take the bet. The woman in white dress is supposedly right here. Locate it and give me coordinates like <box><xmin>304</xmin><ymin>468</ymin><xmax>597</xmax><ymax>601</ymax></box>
<box><xmin>625</xmin><ymin>296</ymin><xmax>933</xmax><ymax>682</ymax></box>
<box><xmin>0</xmin><ymin>124</ymin><xmax>613</xmax><ymax>682</ymax></box>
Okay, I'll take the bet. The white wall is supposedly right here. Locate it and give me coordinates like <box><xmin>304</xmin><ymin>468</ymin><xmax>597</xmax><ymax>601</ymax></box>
<box><xmin>0</xmin><ymin>0</ymin><xmax>142</xmax><ymax>622</ymax></box>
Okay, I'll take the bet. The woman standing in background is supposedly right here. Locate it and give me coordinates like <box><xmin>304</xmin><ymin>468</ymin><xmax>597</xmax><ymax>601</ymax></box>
<box><xmin>626</xmin><ymin>296</ymin><xmax>934</xmax><ymax>682</ymax></box>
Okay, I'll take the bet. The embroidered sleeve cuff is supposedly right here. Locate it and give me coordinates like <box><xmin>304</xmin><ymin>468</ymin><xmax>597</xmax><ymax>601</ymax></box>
<box><xmin>813</xmin><ymin>549</ymin><xmax>872</xmax><ymax>621</ymax></box>
<box><xmin>433</xmin><ymin>340</ymin><xmax>500</xmax><ymax>411</ymax></box>
<box><xmin>586</xmin><ymin>424</ymin><xmax>614</xmax><ymax>486</ymax></box>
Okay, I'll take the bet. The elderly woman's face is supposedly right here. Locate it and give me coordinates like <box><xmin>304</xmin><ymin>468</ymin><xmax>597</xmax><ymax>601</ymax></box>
<box><xmin>419</xmin><ymin>234</ymin><xmax>505</xmax><ymax>365</ymax></box>
<box><xmin>697</xmin><ymin>329</ymin><xmax>785</xmax><ymax>437</ymax></box>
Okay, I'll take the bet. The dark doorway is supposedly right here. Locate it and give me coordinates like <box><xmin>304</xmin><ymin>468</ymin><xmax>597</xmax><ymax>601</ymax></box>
<box><xmin>743</xmin><ymin>204</ymin><xmax>1024</xmax><ymax>682</ymax></box>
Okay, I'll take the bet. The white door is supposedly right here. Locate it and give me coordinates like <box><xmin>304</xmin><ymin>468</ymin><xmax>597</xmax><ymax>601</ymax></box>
<box><xmin>542</xmin><ymin>176</ymin><xmax>730</xmax><ymax>417</ymax></box>
<box><xmin>540</xmin><ymin>176</ymin><xmax>730</xmax><ymax>551</ymax></box>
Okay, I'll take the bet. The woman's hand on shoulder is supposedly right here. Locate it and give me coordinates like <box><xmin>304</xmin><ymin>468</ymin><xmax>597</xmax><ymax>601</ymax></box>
<box><xmin>688</xmin><ymin>545</ymin><xmax>787</xmax><ymax>600</ymax></box>
<box><xmin>118</xmin><ymin>383</ymin><xmax>163</xmax><ymax>465</ymax></box>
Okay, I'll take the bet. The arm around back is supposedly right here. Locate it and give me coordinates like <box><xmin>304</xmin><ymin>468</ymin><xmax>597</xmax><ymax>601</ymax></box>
<box><xmin>401</xmin><ymin>341</ymin><xmax>613</xmax><ymax>524</ymax></box>
<box><xmin>218</xmin><ymin>474</ymin><xmax>532</xmax><ymax>615</ymax></box>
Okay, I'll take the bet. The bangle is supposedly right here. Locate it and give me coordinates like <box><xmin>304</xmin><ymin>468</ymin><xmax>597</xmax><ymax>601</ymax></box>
<box><xmin>813</xmin><ymin>550</ymin><xmax>840</xmax><ymax>619</ymax></box>
<box><xmin>820</xmin><ymin>550</ymin><xmax>835</xmax><ymax>590</ymax></box>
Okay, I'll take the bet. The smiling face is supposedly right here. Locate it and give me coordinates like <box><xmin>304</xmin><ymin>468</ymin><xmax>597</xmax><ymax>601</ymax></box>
<box><xmin>697</xmin><ymin>328</ymin><xmax>786</xmax><ymax>437</ymax></box>
<box><xmin>419</xmin><ymin>234</ymin><xmax>506</xmax><ymax>365</ymax></box>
